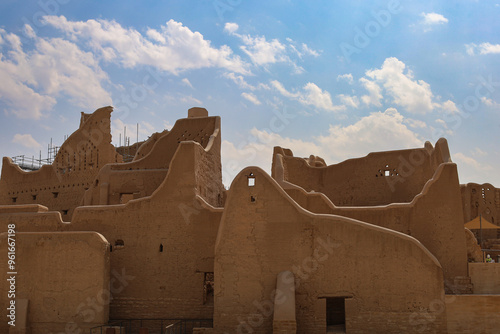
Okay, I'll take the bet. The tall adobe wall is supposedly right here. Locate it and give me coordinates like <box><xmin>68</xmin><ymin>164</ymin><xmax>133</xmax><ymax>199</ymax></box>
<box><xmin>83</xmin><ymin>109</ymin><xmax>224</xmax><ymax>208</ymax></box>
<box><xmin>0</xmin><ymin>231</ymin><xmax>110</xmax><ymax>334</ymax></box>
<box><xmin>272</xmin><ymin>138</ymin><xmax>451</xmax><ymax>207</ymax></box>
<box><xmin>213</xmin><ymin>167</ymin><xmax>447</xmax><ymax>334</ymax></box>
<box><xmin>271</xmin><ymin>139</ymin><xmax>468</xmax><ymax>290</ymax></box>
<box><xmin>461</xmin><ymin>183</ymin><xmax>500</xmax><ymax>241</ymax></box>
<box><xmin>0</xmin><ymin>108</ymin><xmax>225</xmax><ymax>322</ymax></box>
<box><xmin>0</xmin><ymin>139</ymin><xmax>225</xmax><ymax>321</ymax></box>
<box><xmin>0</xmin><ymin>107</ymin><xmax>121</xmax><ymax>219</ymax></box>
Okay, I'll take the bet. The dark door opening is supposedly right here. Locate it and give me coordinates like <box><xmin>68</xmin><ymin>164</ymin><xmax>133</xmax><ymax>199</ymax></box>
<box><xmin>326</xmin><ymin>297</ymin><xmax>346</xmax><ymax>333</ymax></box>
<box><xmin>203</xmin><ymin>272</ymin><xmax>214</xmax><ymax>305</ymax></box>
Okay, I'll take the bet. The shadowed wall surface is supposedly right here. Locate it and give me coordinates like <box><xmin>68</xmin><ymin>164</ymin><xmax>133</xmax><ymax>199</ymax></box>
<box><xmin>0</xmin><ymin>232</ymin><xmax>110</xmax><ymax>334</ymax></box>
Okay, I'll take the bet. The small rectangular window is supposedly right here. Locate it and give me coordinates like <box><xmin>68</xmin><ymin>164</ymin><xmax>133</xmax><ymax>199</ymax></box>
<box><xmin>247</xmin><ymin>172</ymin><xmax>255</xmax><ymax>186</ymax></box>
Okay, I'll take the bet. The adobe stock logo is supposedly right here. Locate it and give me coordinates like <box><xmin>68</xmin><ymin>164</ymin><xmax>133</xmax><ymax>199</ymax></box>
<box><xmin>213</xmin><ymin>0</ymin><xmax>243</xmax><ymax>21</ymax></box>
<box><xmin>339</xmin><ymin>0</ymin><xmax>402</xmax><ymax>63</ymax></box>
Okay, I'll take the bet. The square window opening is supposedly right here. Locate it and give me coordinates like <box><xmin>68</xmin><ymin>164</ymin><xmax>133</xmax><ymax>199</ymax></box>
<box><xmin>248</xmin><ymin>178</ymin><xmax>255</xmax><ymax>187</ymax></box>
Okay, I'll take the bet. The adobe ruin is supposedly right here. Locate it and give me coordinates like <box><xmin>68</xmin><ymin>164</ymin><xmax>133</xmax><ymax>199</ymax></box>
<box><xmin>0</xmin><ymin>106</ymin><xmax>499</xmax><ymax>334</ymax></box>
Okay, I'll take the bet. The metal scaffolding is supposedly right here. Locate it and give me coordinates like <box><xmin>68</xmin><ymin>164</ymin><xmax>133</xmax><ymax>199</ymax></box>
<box><xmin>11</xmin><ymin>139</ymin><xmax>60</xmax><ymax>171</ymax></box>
<box><xmin>117</xmin><ymin>124</ymin><xmax>140</xmax><ymax>163</ymax></box>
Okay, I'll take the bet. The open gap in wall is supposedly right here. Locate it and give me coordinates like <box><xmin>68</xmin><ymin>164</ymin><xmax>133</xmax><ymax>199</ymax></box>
<box><xmin>203</xmin><ymin>272</ymin><xmax>214</xmax><ymax>305</ymax></box>
<box><xmin>326</xmin><ymin>297</ymin><xmax>346</xmax><ymax>333</ymax></box>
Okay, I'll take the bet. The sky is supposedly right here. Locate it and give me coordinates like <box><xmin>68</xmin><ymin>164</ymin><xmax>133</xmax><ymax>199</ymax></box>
<box><xmin>0</xmin><ymin>0</ymin><xmax>498</xmax><ymax>188</ymax></box>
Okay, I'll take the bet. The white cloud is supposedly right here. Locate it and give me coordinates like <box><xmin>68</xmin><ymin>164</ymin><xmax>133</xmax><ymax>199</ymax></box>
<box><xmin>434</xmin><ymin>118</ymin><xmax>453</xmax><ymax>135</ymax></box>
<box><xmin>140</xmin><ymin>121</ymin><xmax>156</xmax><ymax>134</ymax></box>
<box><xmin>163</xmin><ymin>93</ymin><xmax>202</xmax><ymax>106</ymax></box>
<box><xmin>477</xmin><ymin>43</ymin><xmax>500</xmax><ymax>54</ymax></box>
<box><xmin>337</xmin><ymin>73</ymin><xmax>354</xmax><ymax>84</ymax></box>
<box><xmin>181</xmin><ymin>78</ymin><xmax>193</xmax><ymax>89</ymax></box>
<box><xmin>418</xmin><ymin>12</ymin><xmax>448</xmax><ymax>32</ymax></box>
<box><xmin>23</xmin><ymin>25</ymin><xmax>36</xmax><ymax>39</ymax></box>
<box><xmin>481</xmin><ymin>97</ymin><xmax>500</xmax><ymax>108</ymax></box>
<box><xmin>226</xmin><ymin>30</ymin><xmax>314</xmax><ymax>72</ymax></box>
<box><xmin>151</xmin><ymin>92</ymin><xmax>202</xmax><ymax>107</ymax></box>
<box><xmin>421</xmin><ymin>12</ymin><xmax>448</xmax><ymax>25</ymax></box>
<box><xmin>163</xmin><ymin>120</ymin><xmax>173</xmax><ymax>131</ymax></box>
<box><xmin>241</xmin><ymin>92</ymin><xmax>261</xmax><ymax>105</ymax></box>
<box><xmin>465</xmin><ymin>43</ymin><xmax>500</xmax><ymax>56</ymax></box>
<box><xmin>404</xmin><ymin>118</ymin><xmax>427</xmax><ymax>129</ymax></box>
<box><xmin>289</xmin><ymin>62</ymin><xmax>305</xmax><ymax>75</ymax></box>
<box><xmin>454</xmin><ymin>152</ymin><xmax>493</xmax><ymax>172</ymax></box>
<box><xmin>432</xmin><ymin>118</ymin><xmax>453</xmax><ymax>136</ymax></box>
<box><xmin>315</xmin><ymin>108</ymin><xmax>422</xmax><ymax>160</ymax></box>
<box><xmin>0</xmin><ymin>65</ymin><xmax>56</xmax><ymax>119</ymax></box>
<box><xmin>221</xmin><ymin>139</ymin><xmax>269</xmax><ymax>186</ymax></box>
<box><xmin>221</xmin><ymin>130</ymin><xmax>320</xmax><ymax>186</ymax></box>
<box><xmin>337</xmin><ymin>94</ymin><xmax>359</xmax><ymax>109</ymax></box>
<box><xmin>12</xmin><ymin>134</ymin><xmax>41</xmax><ymax>149</ymax></box>
<box><xmin>224</xmin><ymin>22</ymin><xmax>239</xmax><ymax>34</ymax></box>
<box><xmin>222</xmin><ymin>72</ymin><xmax>269</xmax><ymax>91</ymax></box>
<box><xmin>435</xmin><ymin>119</ymin><xmax>447</xmax><ymax>127</ymax></box>
<box><xmin>300</xmin><ymin>83</ymin><xmax>345</xmax><ymax>112</ymax></box>
<box><xmin>0</xmin><ymin>27</ymin><xmax>110</xmax><ymax>119</ymax></box>
<box><xmin>362</xmin><ymin>57</ymin><xmax>449</xmax><ymax>114</ymax></box>
<box><xmin>271</xmin><ymin>80</ymin><xmax>345</xmax><ymax>112</ymax></box>
<box><xmin>146</xmin><ymin>28</ymin><xmax>166</xmax><ymax>44</ymax></box>
<box><xmin>271</xmin><ymin>80</ymin><xmax>299</xmax><ymax>99</ymax></box>
<box><xmin>439</xmin><ymin>100</ymin><xmax>458</xmax><ymax>113</ymax></box>
<box><xmin>288</xmin><ymin>39</ymin><xmax>320</xmax><ymax>59</ymax></box>
<box><xmin>465</xmin><ymin>44</ymin><xmax>476</xmax><ymax>56</ymax></box>
<box><xmin>32</xmin><ymin>36</ymin><xmax>112</xmax><ymax>108</ymax></box>
<box><xmin>221</xmin><ymin>108</ymin><xmax>423</xmax><ymax>185</ymax></box>
<box><xmin>301</xmin><ymin>43</ymin><xmax>320</xmax><ymax>57</ymax></box>
<box><xmin>472</xmin><ymin>147</ymin><xmax>487</xmax><ymax>157</ymax></box>
<box><xmin>453</xmin><ymin>152</ymin><xmax>497</xmax><ymax>185</ymax></box>
<box><xmin>44</xmin><ymin>16</ymin><xmax>250</xmax><ymax>75</ymax></box>
<box><xmin>359</xmin><ymin>77</ymin><xmax>382</xmax><ymax>107</ymax></box>
<box><xmin>239</xmin><ymin>34</ymin><xmax>287</xmax><ymax>66</ymax></box>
